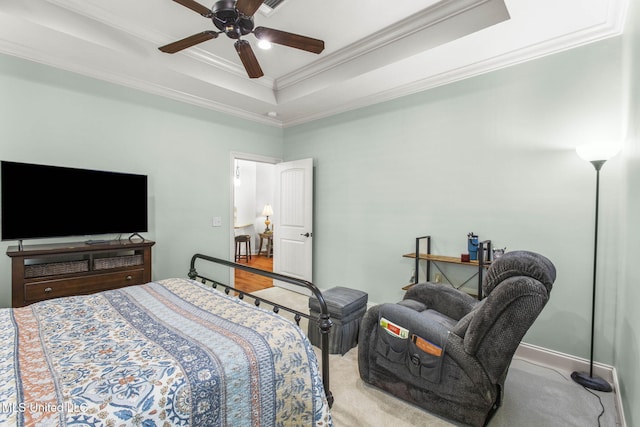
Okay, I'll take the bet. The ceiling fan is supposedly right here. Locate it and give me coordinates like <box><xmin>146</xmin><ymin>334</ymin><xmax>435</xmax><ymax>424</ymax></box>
<box><xmin>159</xmin><ymin>0</ymin><xmax>325</xmax><ymax>78</ymax></box>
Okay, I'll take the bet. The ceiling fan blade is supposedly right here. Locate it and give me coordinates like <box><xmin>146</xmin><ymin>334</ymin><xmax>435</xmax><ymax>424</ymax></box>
<box><xmin>172</xmin><ymin>0</ymin><xmax>212</xmax><ymax>16</ymax></box>
<box><xmin>253</xmin><ymin>27</ymin><xmax>324</xmax><ymax>54</ymax></box>
<box><xmin>159</xmin><ymin>31</ymin><xmax>218</xmax><ymax>53</ymax></box>
<box><xmin>234</xmin><ymin>40</ymin><xmax>264</xmax><ymax>78</ymax></box>
<box><xmin>236</xmin><ymin>0</ymin><xmax>265</xmax><ymax>16</ymax></box>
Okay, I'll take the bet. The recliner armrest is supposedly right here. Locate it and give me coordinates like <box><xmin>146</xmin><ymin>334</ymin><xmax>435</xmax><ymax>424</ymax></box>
<box><xmin>404</xmin><ymin>282</ymin><xmax>479</xmax><ymax>321</ymax></box>
<box><xmin>379</xmin><ymin>303</ymin><xmax>451</xmax><ymax>343</ymax></box>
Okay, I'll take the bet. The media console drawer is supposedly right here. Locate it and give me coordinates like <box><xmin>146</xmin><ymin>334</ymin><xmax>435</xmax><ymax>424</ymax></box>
<box><xmin>8</xmin><ymin>240</ymin><xmax>154</xmax><ymax>307</ymax></box>
<box><xmin>24</xmin><ymin>269</ymin><xmax>145</xmax><ymax>303</ymax></box>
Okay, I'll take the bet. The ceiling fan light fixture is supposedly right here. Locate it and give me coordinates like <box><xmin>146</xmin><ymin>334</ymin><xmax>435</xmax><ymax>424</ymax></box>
<box><xmin>257</xmin><ymin>39</ymin><xmax>272</xmax><ymax>49</ymax></box>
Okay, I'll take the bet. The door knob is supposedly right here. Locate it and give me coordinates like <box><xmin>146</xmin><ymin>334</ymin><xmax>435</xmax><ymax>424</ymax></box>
<box><xmin>300</xmin><ymin>232</ymin><xmax>312</xmax><ymax>237</ymax></box>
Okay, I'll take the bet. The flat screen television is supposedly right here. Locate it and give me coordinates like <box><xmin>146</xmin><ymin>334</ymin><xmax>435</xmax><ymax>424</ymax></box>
<box><xmin>1</xmin><ymin>161</ymin><xmax>148</xmax><ymax>242</ymax></box>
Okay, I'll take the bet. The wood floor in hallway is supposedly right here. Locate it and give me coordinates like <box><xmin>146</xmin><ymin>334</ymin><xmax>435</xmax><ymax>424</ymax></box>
<box><xmin>234</xmin><ymin>254</ymin><xmax>273</xmax><ymax>293</ymax></box>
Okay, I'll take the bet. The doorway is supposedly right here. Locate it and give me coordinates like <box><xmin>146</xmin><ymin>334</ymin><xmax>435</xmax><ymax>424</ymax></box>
<box><xmin>231</xmin><ymin>154</ymin><xmax>278</xmax><ymax>293</ymax></box>
<box><xmin>231</xmin><ymin>154</ymin><xmax>315</xmax><ymax>294</ymax></box>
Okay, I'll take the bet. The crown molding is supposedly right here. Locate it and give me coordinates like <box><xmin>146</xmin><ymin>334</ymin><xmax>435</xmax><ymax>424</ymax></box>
<box><xmin>0</xmin><ymin>38</ymin><xmax>281</xmax><ymax>127</ymax></box>
<box><xmin>275</xmin><ymin>0</ymin><xmax>502</xmax><ymax>90</ymax></box>
<box><xmin>43</xmin><ymin>0</ymin><xmax>276</xmax><ymax>86</ymax></box>
<box><xmin>0</xmin><ymin>0</ymin><xmax>629</xmax><ymax>128</ymax></box>
<box><xmin>279</xmin><ymin>0</ymin><xmax>628</xmax><ymax>127</ymax></box>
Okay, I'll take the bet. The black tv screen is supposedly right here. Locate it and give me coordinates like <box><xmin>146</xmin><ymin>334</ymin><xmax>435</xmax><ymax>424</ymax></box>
<box><xmin>1</xmin><ymin>161</ymin><xmax>148</xmax><ymax>241</ymax></box>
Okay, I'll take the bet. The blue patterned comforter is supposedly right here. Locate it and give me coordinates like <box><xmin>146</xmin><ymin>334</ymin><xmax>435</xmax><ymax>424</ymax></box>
<box><xmin>0</xmin><ymin>278</ymin><xmax>332</xmax><ymax>426</ymax></box>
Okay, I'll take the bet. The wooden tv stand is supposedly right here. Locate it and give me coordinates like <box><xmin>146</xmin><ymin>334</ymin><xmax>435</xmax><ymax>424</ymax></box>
<box><xmin>7</xmin><ymin>239</ymin><xmax>154</xmax><ymax>308</ymax></box>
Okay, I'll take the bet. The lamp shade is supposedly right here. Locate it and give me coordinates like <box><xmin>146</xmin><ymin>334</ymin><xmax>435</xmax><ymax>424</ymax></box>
<box><xmin>576</xmin><ymin>143</ymin><xmax>621</xmax><ymax>162</ymax></box>
<box><xmin>262</xmin><ymin>204</ymin><xmax>274</xmax><ymax>216</ymax></box>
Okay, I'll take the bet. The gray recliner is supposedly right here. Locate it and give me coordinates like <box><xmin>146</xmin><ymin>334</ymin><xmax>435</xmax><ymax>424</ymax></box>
<box><xmin>358</xmin><ymin>251</ymin><xmax>556</xmax><ymax>427</ymax></box>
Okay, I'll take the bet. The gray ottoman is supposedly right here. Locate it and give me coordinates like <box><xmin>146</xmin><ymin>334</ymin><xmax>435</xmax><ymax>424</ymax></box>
<box><xmin>308</xmin><ymin>286</ymin><xmax>368</xmax><ymax>355</ymax></box>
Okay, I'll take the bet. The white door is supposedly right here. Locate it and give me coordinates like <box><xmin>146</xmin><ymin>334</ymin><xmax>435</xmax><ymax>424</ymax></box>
<box><xmin>273</xmin><ymin>158</ymin><xmax>313</xmax><ymax>294</ymax></box>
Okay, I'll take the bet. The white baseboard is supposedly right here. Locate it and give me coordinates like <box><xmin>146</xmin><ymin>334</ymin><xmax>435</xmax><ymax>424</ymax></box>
<box><xmin>515</xmin><ymin>342</ymin><xmax>626</xmax><ymax>427</ymax></box>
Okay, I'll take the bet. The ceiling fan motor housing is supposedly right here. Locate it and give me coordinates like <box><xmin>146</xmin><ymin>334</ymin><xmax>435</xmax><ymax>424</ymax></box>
<box><xmin>212</xmin><ymin>0</ymin><xmax>254</xmax><ymax>39</ymax></box>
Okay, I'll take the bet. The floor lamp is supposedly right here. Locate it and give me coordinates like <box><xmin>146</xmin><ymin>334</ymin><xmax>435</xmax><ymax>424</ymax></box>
<box><xmin>571</xmin><ymin>144</ymin><xmax>620</xmax><ymax>392</ymax></box>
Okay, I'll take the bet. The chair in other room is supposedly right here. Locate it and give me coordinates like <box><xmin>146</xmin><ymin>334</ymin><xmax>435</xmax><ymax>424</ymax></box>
<box><xmin>234</xmin><ymin>235</ymin><xmax>252</xmax><ymax>262</ymax></box>
<box><xmin>357</xmin><ymin>251</ymin><xmax>556</xmax><ymax>427</ymax></box>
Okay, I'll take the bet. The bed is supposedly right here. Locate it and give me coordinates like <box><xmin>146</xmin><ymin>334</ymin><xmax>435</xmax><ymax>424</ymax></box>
<box><xmin>0</xmin><ymin>253</ymin><xmax>333</xmax><ymax>426</ymax></box>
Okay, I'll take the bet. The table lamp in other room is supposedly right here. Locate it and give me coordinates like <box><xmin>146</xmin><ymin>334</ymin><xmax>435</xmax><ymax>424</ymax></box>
<box><xmin>262</xmin><ymin>204</ymin><xmax>274</xmax><ymax>233</ymax></box>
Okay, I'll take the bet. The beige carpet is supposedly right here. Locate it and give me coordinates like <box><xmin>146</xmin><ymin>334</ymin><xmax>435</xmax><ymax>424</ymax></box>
<box><xmin>250</xmin><ymin>287</ymin><xmax>620</xmax><ymax>427</ymax></box>
<box><xmin>321</xmin><ymin>348</ymin><xmax>454</xmax><ymax>426</ymax></box>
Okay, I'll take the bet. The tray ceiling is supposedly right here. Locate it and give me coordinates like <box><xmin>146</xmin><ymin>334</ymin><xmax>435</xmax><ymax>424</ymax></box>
<box><xmin>0</xmin><ymin>0</ymin><xmax>628</xmax><ymax>127</ymax></box>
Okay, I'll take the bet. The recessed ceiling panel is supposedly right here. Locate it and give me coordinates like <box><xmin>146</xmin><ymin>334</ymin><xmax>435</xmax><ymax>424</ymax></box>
<box><xmin>0</xmin><ymin>0</ymin><xmax>628</xmax><ymax>127</ymax></box>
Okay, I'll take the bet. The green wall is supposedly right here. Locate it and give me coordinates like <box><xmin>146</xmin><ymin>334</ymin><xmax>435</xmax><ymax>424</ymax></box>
<box><xmin>284</xmin><ymin>23</ymin><xmax>629</xmax><ymax>400</ymax></box>
<box><xmin>617</xmin><ymin>0</ymin><xmax>640</xmax><ymax>424</ymax></box>
<box><xmin>0</xmin><ymin>54</ymin><xmax>284</xmax><ymax>308</ymax></box>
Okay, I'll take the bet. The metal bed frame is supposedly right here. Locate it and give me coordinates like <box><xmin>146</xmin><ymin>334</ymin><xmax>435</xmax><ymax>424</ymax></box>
<box><xmin>188</xmin><ymin>253</ymin><xmax>334</xmax><ymax>407</ymax></box>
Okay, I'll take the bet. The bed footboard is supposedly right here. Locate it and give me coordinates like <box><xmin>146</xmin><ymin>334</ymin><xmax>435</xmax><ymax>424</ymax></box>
<box><xmin>188</xmin><ymin>253</ymin><xmax>334</xmax><ymax>407</ymax></box>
